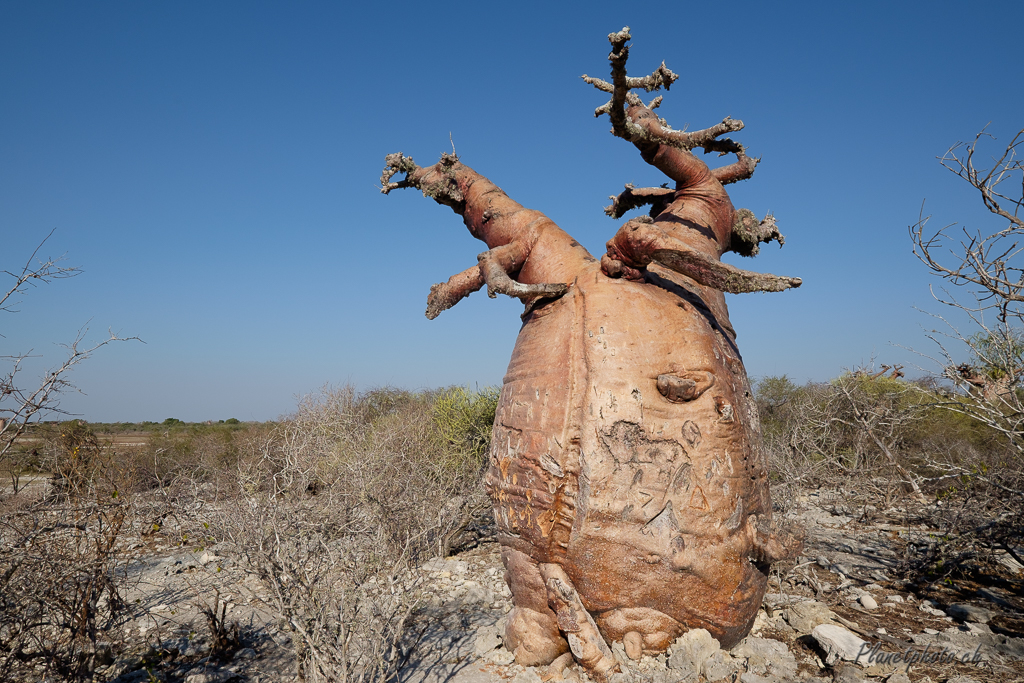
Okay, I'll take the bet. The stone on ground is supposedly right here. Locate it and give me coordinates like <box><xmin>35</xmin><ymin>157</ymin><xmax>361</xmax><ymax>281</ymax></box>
<box><xmin>667</xmin><ymin>628</ymin><xmax>719</xmax><ymax>674</ymax></box>
<box><xmin>184</xmin><ymin>669</ymin><xmax>234</xmax><ymax>683</ymax></box>
<box><xmin>946</xmin><ymin>603</ymin><xmax>995</xmax><ymax>624</ymax></box>
<box><xmin>702</xmin><ymin>649</ymin><xmax>743</xmax><ymax>680</ymax></box>
<box><xmin>512</xmin><ymin>667</ymin><xmax>543</xmax><ymax>683</ymax></box>
<box><xmin>487</xmin><ymin>648</ymin><xmax>516</xmax><ymax>665</ymax></box>
<box><xmin>831</xmin><ymin>663</ymin><xmax>867</xmax><ymax>683</ymax></box>
<box><xmin>732</xmin><ymin>636</ymin><xmax>797</xmax><ymax>679</ymax></box>
<box><xmin>785</xmin><ymin>600</ymin><xmax>833</xmax><ymax>634</ymax></box>
<box><xmin>473</xmin><ymin>624</ymin><xmax>502</xmax><ymax>656</ymax></box>
<box><xmin>811</xmin><ymin>624</ymin><xmax>869</xmax><ymax>666</ymax></box>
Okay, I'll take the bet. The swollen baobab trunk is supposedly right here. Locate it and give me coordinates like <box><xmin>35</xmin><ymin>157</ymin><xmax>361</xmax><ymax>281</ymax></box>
<box><xmin>381</xmin><ymin>28</ymin><xmax>801</xmax><ymax>681</ymax></box>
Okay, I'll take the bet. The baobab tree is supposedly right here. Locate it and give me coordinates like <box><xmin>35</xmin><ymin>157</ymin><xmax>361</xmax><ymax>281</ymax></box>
<box><xmin>382</xmin><ymin>28</ymin><xmax>800</xmax><ymax>679</ymax></box>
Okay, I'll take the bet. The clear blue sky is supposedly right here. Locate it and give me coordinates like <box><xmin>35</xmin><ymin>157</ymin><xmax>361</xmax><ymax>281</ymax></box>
<box><xmin>2</xmin><ymin>1</ymin><xmax>1022</xmax><ymax>422</ymax></box>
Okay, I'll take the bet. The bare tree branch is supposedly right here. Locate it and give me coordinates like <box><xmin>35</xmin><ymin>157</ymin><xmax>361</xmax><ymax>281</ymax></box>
<box><xmin>1</xmin><ymin>229</ymin><xmax>81</xmax><ymax>316</ymax></box>
<box><xmin>1</xmin><ymin>328</ymin><xmax>140</xmax><ymax>465</ymax></box>
<box><xmin>939</xmin><ymin>126</ymin><xmax>1024</xmax><ymax>229</ymax></box>
<box><xmin>2</xmin><ymin>234</ymin><xmax>141</xmax><ymax>483</ymax></box>
<box><xmin>911</xmin><ymin>213</ymin><xmax>1024</xmax><ymax>306</ymax></box>
<box><xmin>582</xmin><ymin>26</ymin><xmax>758</xmax><ymax>184</ymax></box>
<box><xmin>912</xmin><ymin>128</ymin><xmax>1024</xmax><ymax>319</ymax></box>
<box><xmin>709</xmin><ymin>139</ymin><xmax>760</xmax><ymax>185</ymax></box>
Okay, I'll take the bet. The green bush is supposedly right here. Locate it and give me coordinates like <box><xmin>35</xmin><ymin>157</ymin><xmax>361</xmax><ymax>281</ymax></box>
<box><xmin>430</xmin><ymin>385</ymin><xmax>500</xmax><ymax>474</ymax></box>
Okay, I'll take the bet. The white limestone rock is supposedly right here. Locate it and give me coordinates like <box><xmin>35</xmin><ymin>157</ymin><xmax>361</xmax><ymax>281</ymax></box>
<box><xmin>667</xmin><ymin>628</ymin><xmax>719</xmax><ymax>674</ymax></box>
<box><xmin>785</xmin><ymin>600</ymin><xmax>833</xmax><ymax>634</ymax></box>
<box><xmin>811</xmin><ymin>624</ymin><xmax>869</xmax><ymax>666</ymax></box>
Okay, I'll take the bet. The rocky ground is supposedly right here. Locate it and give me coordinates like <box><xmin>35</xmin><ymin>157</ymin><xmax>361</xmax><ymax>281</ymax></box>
<box><xmin>93</xmin><ymin>490</ymin><xmax>1023</xmax><ymax>683</ymax></box>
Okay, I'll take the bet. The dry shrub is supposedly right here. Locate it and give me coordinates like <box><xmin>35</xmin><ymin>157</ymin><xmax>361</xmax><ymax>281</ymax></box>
<box><xmin>197</xmin><ymin>590</ymin><xmax>243</xmax><ymax>661</ymax></box>
<box><xmin>901</xmin><ymin>431</ymin><xmax>1023</xmax><ymax>582</ymax></box>
<box><xmin>0</xmin><ymin>427</ymin><xmax>135</xmax><ymax>682</ymax></box>
<box><xmin>215</xmin><ymin>489</ymin><xmax>420</xmax><ymax>683</ymax></box>
<box><xmin>902</xmin><ymin>125</ymin><xmax>1024</xmax><ymax>580</ymax></box>
<box><xmin>129</xmin><ymin>422</ymin><xmax>278</xmax><ymax>492</ymax></box>
<box><xmin>757</xmin><ymin>373</ymin><xmax>922</xmax><ymax>510</ymax></box>
<box><xmin>755</xmin><ymin>372</ymin><xmax>1024</xmax><ymax>582</ymax></box>
<box><xmin>191</xmin><ymin>384</ymin><xmax>497</xmax><ymax>683</ymax></box>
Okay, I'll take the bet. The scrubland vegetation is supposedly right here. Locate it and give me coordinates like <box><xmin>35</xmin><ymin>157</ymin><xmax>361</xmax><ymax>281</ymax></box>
<box><xmin>1</xmin><ymin>372</ymin><xmax>1021</xmax><ymax>681</ymax></box>
<box><xmin>0</xmin><ymin>385</ymin><xmax>501</xmax><ymax>681</ymax></box>
<box><xmin>757</xmin><ymin>370</ymin><xmax>1023</xmax><ymax>581</ymax></box>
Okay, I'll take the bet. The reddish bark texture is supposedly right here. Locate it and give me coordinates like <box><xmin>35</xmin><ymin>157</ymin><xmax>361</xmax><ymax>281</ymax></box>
<box><xmin>381</xmin><ymin>28</ymin><xmax>801</xmax><ymax>681</ymax></box>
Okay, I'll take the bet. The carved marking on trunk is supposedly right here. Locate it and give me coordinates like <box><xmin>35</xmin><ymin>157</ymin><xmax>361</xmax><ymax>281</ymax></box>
<box><xmin>670</xmin><ymin>462</ymin><xmax>692</xmax><ymax>493</ymax></box>
<box><xmin>540</xmin><ymin>453</ymin><xmax>565</xmax><ymax>478</ymax></box>
<box><xmin>688</xmin><ymin>485</ymin><xmax>709</xmax><ymax>510</ymax></box>
<box><xmin>642</xmin><ymin>500</ymin><xmax>680</xmax><ymax>535</ymax></box>
<box><xmin>682</xmin><ymin>420</ymin><xmax>701</xmax><ymax>447</ymax></box>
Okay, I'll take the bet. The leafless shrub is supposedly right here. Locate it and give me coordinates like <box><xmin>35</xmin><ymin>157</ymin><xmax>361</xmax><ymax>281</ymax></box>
<box><xmin>197</xmin><ymin>590</ymin><xmax>242</xmax><ymax>660</ymax></box>
<box><xmin>0</xmin><ymin>235</ymin><xmax>140</xmax><ymax>681</ymax></box>
<box><xmin>119</xmin><ymin>421</ymin><xmax>281</xmax><ymax>495</ymax></box>
<box><xmin>214</xmin><ymin>491</ymin><xmax>420</xmax><ymax>683</ymax></box>
<box><xmin>757</xmin><ymin>370</ymin><xmax>929</xmax><ymax>510</ymax></box>
<box><xmin>184</xmin><ymin>385</ymin><xmax>497</xmax><ymax>683</ymax></box>
<box><xmin>0</xmin><ymin>459</ymin><xmax>134</xmax><ymax>682</ymax></box>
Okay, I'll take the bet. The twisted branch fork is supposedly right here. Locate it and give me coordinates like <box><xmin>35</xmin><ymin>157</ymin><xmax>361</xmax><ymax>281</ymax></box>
<box><xmin>582</xmin><ymin>30</ymin><xmax>676</xmax><ymax>111</ymax></box>
<box><xmin>583</xmin><ymin>27</ymin><xmax>758</xmax><ymax>183</ymax></box>
<box><xmin>939</xmin><ymin>126</ymin><xmax>1024</xmax><ymax>233</ymax></box>
<box><xmin>582</xmin><ymin>28</ymin><xmax>678</xmax><ymax>131</ymax></box>
<box><xmin>603</xmin><ymin>183</ymin><xmax>675</xmax><ymax>219</ymax></box>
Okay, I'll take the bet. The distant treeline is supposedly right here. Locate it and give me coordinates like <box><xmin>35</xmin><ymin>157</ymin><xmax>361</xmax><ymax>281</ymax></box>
<box><xmin>20</xmin><ymin>416</ymin><xmax>254</xmax><ymax>435</ymax></box>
